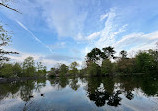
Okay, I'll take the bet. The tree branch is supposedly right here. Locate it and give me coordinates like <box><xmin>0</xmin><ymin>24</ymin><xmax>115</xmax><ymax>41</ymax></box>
<box><xmin>0</xmin><ymin>2</ymin><xmax>21</xmax><ymax>14</ymax></box>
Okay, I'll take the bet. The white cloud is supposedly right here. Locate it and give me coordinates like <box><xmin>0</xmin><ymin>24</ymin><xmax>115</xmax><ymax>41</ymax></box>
<box><xmin>114</xmin><ymin>33</ymin><xmax>144</xmax><ymax>48</ymax></box>
<box><xmin>114</xmin><ymin>31</ymin><xmax>158</xmax><ymax>51</ymax></box>
<box><xmin>86</xmin><ymin>32</ymin><xmax>101</xmax><ymax>40</ymax></box>
<box><xmin>1</xmin><ymin>0</ymin><xmax>88</xmax><ymax>39</ymax></box>
<box><xmin>75</xmin><ymin>31</ymin><xmax>101</xmax><ymax>41</ymax></box>
<box><xmin>81</xmin><ymin>7</ymin><xmax>158</xmax><ymax>59</ymax></box>
<box><xmin>100</xmin><ymin>13</ymin><xmax>109</xmax><ymax>21</ymax></box>
<box><xmin>75</xmin><ymin>8</ymin><xmax>126</xmax><ymax>43</ymax></box>
<box><xmin>36</xmin><ymin>0</ymin><xmax>87</xmax><ymax>38</ymax></box>
<box><xmin>143</xmin><ymin>31</ymin><xmax>158</xmax><ymax>40</ymax></box>
<box><xmin>81</xmin><ymin>8</ymin><xmax>127</xmax><ymax>56</ymax></box>
<box><xmin>49</xmin><ymin>42</ymin><xmax>66</xmax><ymax>49</ymax></box>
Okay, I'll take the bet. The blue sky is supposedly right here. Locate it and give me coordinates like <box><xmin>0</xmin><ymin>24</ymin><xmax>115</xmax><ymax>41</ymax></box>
<box><xmin>0</xmin><ymin>0</ymin><xmax>158</xmax><ymax>69</ymax></box>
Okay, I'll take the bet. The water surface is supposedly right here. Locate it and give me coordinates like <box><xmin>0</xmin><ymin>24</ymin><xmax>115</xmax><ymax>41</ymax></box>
<box><xmin>0</xmin><ymin>76</ymin><xmax>158</xmax><ymax>111</ymax></box>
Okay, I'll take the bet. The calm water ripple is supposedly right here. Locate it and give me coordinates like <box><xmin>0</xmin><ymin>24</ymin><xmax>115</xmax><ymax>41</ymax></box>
<box><xmin>0</xmin><ymin>76</ymin><xmax>158</xmax><ymax>111</ymax></box>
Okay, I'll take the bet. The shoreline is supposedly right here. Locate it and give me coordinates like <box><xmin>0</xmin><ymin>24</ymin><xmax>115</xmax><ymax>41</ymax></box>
<box><xmin>0</xmin><ymin>73</ymin><xmax>152</xmax><ymax>84</ymax></box>
<box><xmin>0</xmin><ymin>76</ymin><xmax>46</xmax><ymax>84</ymax></box>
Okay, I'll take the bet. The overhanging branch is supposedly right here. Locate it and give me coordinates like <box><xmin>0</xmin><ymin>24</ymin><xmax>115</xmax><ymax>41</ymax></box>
<box><xmin>0</xmin><ymin>2</ymin><xmax>21</xmax><ymax>14</ymax></box>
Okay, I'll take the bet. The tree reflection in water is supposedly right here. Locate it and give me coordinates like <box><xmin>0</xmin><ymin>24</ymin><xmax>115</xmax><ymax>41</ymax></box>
<box><xmin>0</xmin><ymin>75</ymin><xmax>158</xmax><ymax>109</ymax></box>
<box><xmin>69</xmin><ymin>77</ymin><xmax>80</xmax><ymax>91</ymax></box>
<box><xmin>85</xmin><ymin>75</ymin><xmax>158</xmax><ymax>107</ymax></box>
<box><xmin>86</xmin><ymin>77</ymin><xmax>122</xmax><ymax>107</ymax></box>
<box><xmin>0</xmin><ymin>79</ymin><xmax>46</xmax><ymax>102</ymax></box>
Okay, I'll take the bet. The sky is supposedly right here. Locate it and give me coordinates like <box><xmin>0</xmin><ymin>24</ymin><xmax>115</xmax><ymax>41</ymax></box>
<box><xmin>0</xmin><ymin>0</ymin><xmax>158</xmax><ymax>69</ymax></box>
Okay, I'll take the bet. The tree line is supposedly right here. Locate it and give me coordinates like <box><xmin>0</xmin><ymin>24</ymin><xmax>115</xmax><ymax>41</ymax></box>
<box><xmin>48</xmin><ymin>61</ymin><xmax>79</xmax><ymax>77</ymax></box>
<box><xmin>49</xmin><ymin>44</ymin><xmax>158</xmax><ymax>77</ymax></box>
<box><xmin>84</xmin><ymin>45</ymin><xmax>158</xmax><ymax>76</ymax></box>
<box><xmin>0</xmin><ymin>56</ymin><xmax>47</xmax><ymax>78</ymax></box>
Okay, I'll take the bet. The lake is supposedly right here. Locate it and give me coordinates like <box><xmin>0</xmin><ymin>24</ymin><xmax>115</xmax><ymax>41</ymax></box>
<box><xmin>0</xmin><ymin>76</ymin><xmax>158</xmax><ymax>111</ymax></box>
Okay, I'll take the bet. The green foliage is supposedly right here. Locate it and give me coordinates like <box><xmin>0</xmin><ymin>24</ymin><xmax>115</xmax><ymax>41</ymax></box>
<box><xmin>69</xmin><ymin>61</ymin><xmax>79</xmax><ymax>75</ymax></box>
<box><xmin>86</xmin><ymin>48</ymin><xmax>103</xmax><ymax>62</ymax></box>
<box><xmin>148</xmin><ymin>49</ymin><xmax>158</xmax><ymax>72</ymax></box>
<box><xmin>85</xmin><ymin>46</ymin><xmax>116</xmax><ymax>76</ymax></box>
<box><xmin>117</xmin><ymin>50</ymin><xmax>134</xmax><ymax>74</ymax></box>
<box><xmin>13</xmin><ymin>62</ymin><xmax>22</xmax><ymax>77</ymax></box>
<box><xmin>69</xmin><ymin>77</ymin><xmax>80</xmax><ymax>90</ymax></box>
<box><xmin>0</xmin><ymin>62</ymin><xmax>22</xmax><ymax>78</ymax></box>
<box><xmin>79</xmin><ymin>68</ymin><xmax>87</xmax><ymax>76</ymax></box>
<box><xmin>117</xmin><ymin>58</ymin><xmax>136</xmax><ymax>74</ymax></box>
<box><xmin>135</xmin><ymin>51</ymin><xmax>155</xmax><ymax>73</ymax></box>
<box><xmin>87</xmin><ymin>61</ymin><xmax>101</xmax><ymax>76</ymax></box>
<box><xmin>59</xmin><ymin>64</ymin><xmax>68</xmax><ymax>76</ymax></box>
<box><xmin>86</xmin><ymin>46</ymin><xmax>116</xmax><ymax>63</ymax></box>
<box><xmin>85</xmin><ymin>46</ymin><xmax>158</xmax><ymax>76</ymax></box>
<box><xmin>49</xmin><ymin>67</ymin><xmax>59</xmax><ymax>76</ymax></box>
<box><xmin>48</xmin><ymin>45</ymin><xmax>158</xmax><ymax>77</ymax></box>
<box><xmin>101</xmin><ymin>59</ymin><xmax>113</xmax><ymax>76</ymax></box>
<box><xmin>36</xmin><ymin>62</ymin><xmax>47</xmax><ymax>76</ymax></box>
<box><xmin>49</xmin><ymin>64</ymin><xmax>69</xmax><ymax>77</ymax></box>
<box><xmin>0</xmin><ymin>56</ymin><xmax>47</xmax><ymax>78</ymax></box>
<box><xmin>102</xmin><ymin>46</ymin><xmax>115</xmax><ymax>59</ymax></box>
<box><xmin>69</xmin><ymin>61</ymin><xmax>79</xmax><ymax>69</ymax></box>
<box><xmin>23</xmin><ymin>57</ymin><xmax>36</xmax><ymax>76</ymax></box>
<box><xmin>0</xmin><ymin>63</ymin><xmax>13</xmax><ymax>77</ymax></box>
<box><xmin>2</xmin><ymin>45</ymin><xmax>157</xmax><ymax>78</ymax></box>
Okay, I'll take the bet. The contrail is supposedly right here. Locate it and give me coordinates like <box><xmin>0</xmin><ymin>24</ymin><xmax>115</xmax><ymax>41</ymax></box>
<box><xmin>16</xmin><ymin>20</ymin><xmax>53</xmax><ymax>54</ymax></box>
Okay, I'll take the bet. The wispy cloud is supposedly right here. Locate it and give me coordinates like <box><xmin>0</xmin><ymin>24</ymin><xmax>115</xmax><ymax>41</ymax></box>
<box><xmin>100</xmin><ymin>13</ymin><xmax>108</xmax><ymax>21</ymax></box>
<box><xmin>49</xmin><ymin>42</ymin><xmax>66</xmax><ymax>50</ymax></box>
<box><xmin>86</xmin><ymin>32</ymin><xmax>101</xmax><ymax>41</ymax></box>
<box><xmin>16</xmin><ymin>20</ymin><xmax>53</xmax><ymax>54</ymax></box>
<box><xmin>81</xmin><ymin>8</ymin><xmax>127</xmax><ymax>56</ymax></box>
<box><xmin>114</xmin><ymin>33</ymin><xmax>144</xmax><ymax>48</ymax></box>
<box><xmin>81</xmin><ymin>7</ymin><xmax>158</xmax><ymax>58</ymax></box>
<box><xmin>36</xmin><ymin>0</ymin><xmax>87</xmax><ymax>38</ymax></box>
<box><xmin>114</xmin><ymin>31</ymin><xmax>158</xmax><ymax>56</ymax></box>
<box><xmin>114</xmin><ymin>31</ymin><xmax>158</xmax><ymax>49</ymax></box>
